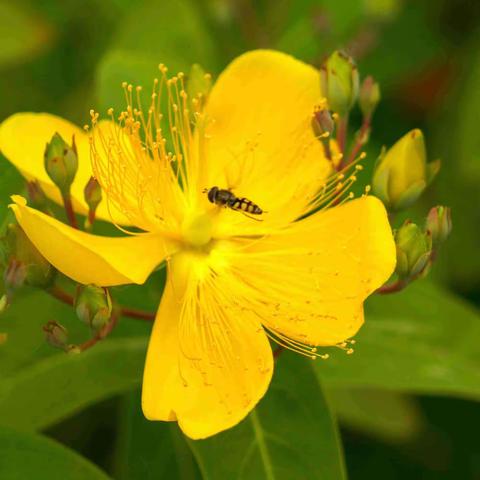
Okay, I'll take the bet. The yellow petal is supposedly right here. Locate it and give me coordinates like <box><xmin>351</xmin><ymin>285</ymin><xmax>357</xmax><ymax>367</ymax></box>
<box><xmin>203</xmin><ymin>50</ymin><xmax>332</xmax><ymax>222</ymax></box>
<box><xmin>10</xmin><ymin>196</ymin><xmax>171</xmax><ymax>286</ymax></box>
<box><xmin>226</xmin><ymin>196</ymin><xmax>396</xmax><ymax>346</ymax></box>
<box><xmin>142</xmin><ymin>254</ymin><xmax>273</xmax><ymax>439</ymax></box>
<box><xmin>0</xmin><ymin>112</ymin><xmax>127</xmax><ymax>223</ymax></box>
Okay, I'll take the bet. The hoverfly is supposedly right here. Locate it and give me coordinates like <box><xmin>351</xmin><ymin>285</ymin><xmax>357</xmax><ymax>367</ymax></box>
<box><xmin>203</xmin><ymin>186</ymin><xmax>263</xmax><ymax>220</ymax></box>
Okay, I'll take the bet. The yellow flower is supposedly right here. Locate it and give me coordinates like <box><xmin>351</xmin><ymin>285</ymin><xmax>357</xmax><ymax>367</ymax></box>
<box><xmin>0</xmin><ymin>50</ymin><xmax>395</xmax><ymax>439</ymax></box>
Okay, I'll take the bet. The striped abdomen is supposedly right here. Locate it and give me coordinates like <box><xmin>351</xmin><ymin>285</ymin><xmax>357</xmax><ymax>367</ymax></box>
<box><xmin>229</xmin><ymin>197</ymin><xmax>263</xmax><ymax>215</ymax></box>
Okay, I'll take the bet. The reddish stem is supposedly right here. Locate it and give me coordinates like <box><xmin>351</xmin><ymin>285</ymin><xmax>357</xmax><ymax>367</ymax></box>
<box><xmin>337</xmin><ymin>114</ymin><xmax>349</xmax><ymax>157</ymax></box>
<box><xmin>346</xmin><ymin>115</ymin><xmax>371</xmax><ymax>166</ymax></box>
<box><xmin>376</xmin><ymin>279</ymin><xmax>407</xmax><ymax>295</ymax></box>
<box><xmin>77</xmin><ymin>311</ymin><xmax>119</xmax><ymax>352</ymax></box>
<box><xmin>273</xmin><ymin>346</ymin><xmax>284</xmax><ymax>359</ymax></box>
<box><xmin>62</xmin><ymin>193</ymin><xmax>78</xmax><ymax>229</ymax></box>
<box><xmin>120</xmin><ymin>306</ymin><xmax>155</xmax><ymax>321</ymax></box>
<box><xmin>48</xmin><ymin>285</ymin><xmax>155</xmax><ymax>321</ymax></box>
<box><xmin>49</xmin><ymin>285</ymin><xmax>74</xmax><ymax>306</ymax></box>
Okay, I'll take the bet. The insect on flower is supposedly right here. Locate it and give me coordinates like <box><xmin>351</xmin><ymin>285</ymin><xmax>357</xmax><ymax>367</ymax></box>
<box><xmin>0</xmin><ymin>50</ymin><xmax>396</xmax><ymax>440</ymax></box>
<box><xmin>203</xmin><ymin>186</ymin><xmax>263</xmax><ymax>220</ymax></box>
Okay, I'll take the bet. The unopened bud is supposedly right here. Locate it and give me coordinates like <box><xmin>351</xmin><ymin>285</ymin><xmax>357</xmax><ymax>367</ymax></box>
<box><xmin>43</xmin><ymin>320</ymin><xmax>69</xmax><ymax>350</ymax></box>
<box><xmin>3</xmin><ymin>224</ymin><xmax>54</xmax><ymax>289</ymax></box>
<box><xmin>359</xmin><ymin>76</ymin><xmax>381</xmax><ymax>118</ymax></box>
<box><xmin>320</xmin><ymin>50</ymin><xmax>359</xmax><ymax>116</ymax></box>
<box><xmin>372</xmin><ymin>129</ymin><xmax>440</xmax><ymax>211</ymax></box>
<box><xmin>426</xmin><ymin>206</ymin><xmax>452</xmax><ymax>248</ymax></box>
<box><xmin>395</xmin><ymin>221</ymin><xmax>432</xmax><ymax>279</ymax></box>
<box><xmin>84</xmin><ymin>177</ymin><xmax>102</xmax><ymax>210</ymax></box>
<box><xmin>44</xmin><ymin>132</ymin><xmax>78</xmax><ymax>195</ymax></box>
<box><xmin>26</xmin><ymin>181</ymin><xmax>49</xmax><ymax>212</ymax></box>
<box><xmin>4</xmin><ymin>260</ymin><xmax>27</xmax><ymax>293</ymax></box>
<box><xmin>75</xmin><ymin>284</ymin><xmax>112</xmax><ymax>330</ymax></box>
<box><xmin>84</xmin><ymin>177</ymin><xmax>102</xmax><ymax>229</ymax></box>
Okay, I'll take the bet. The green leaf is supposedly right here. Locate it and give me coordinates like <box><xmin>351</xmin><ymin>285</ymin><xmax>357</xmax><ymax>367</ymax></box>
<box><xmin>0</xmin><ymin>425</ymin><xmax>110</xmax><ymax>480</ymax></box>
<box><xmin>329</xmin><ymin>387</ymin><xmax>424</xmax><ymax>442</ymax></box>
<box><xmin>317</xmin><ymin>281</ymin><xmax>480</xmax><ymax>398</ymax></box>
<box><xmin>114</xmin><ymin>389</ymin><xmax>200</xmax><ymax>480</ymax></box>
<box><xmin>189</xmin><ymin>354</ymin><xmax>346</xmax><ymax>480</ymax></box>
<box><xmin>96</xmin><ymin>0</ymin><xmax>219</xmax><ymax>112</ymax></box>
<box><xmin>0</xmin><ymin>335</ymin><xmax>146</xmax><ymax>431</ymax></box>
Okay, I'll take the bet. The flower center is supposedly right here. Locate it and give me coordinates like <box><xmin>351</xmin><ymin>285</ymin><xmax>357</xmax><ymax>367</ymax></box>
<box><xmin>182</xmin><ymin>212</ymin><xmax>214</xmax><ymax>248</ymax></box>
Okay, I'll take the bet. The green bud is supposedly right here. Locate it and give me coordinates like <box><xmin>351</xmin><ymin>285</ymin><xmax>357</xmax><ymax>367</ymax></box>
<box><xmin>359</xmin><ymin>76</ymin><xmax>381</xmax><ymax>118</ymax></box>
<box><xmin>43</xmin><ymin>320</ymin><xmax>69</xmax><ymax>350</ymax></box>
<box><xmin>320</xmin><ymin>51</ymin><xmax>359</xmax><ymax>116</ymax></box>
<box><xmin>44</xmin><ymin>132</ymin><xmax>78</xmax><ymax>195</ymax></box>
<box><xmin>75</xmin><ymin>285</ymin><xmax>112</xmax><ymax>330</ymax></box>
<box><xmin>372</xmin><ymin>129</ymin><xmax>441</xmax><ymax>211</ymax></box>
<box><xmin>3</xmin><ymin>224</ymin><xmax>54</xmax><ymax>289</ymax></box>
<box><xmin>426</xmin><ymin>206</ymin><xmax>452</xmax><ymax>248</ymax></box>
<box><xmin>395</xmin><ymin>221</ymin><xmax>432</xmax><ymax>279</ymax></box>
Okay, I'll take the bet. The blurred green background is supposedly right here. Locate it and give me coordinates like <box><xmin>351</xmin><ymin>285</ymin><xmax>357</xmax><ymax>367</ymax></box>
<box><xmin>1</xmin><ymin>0</ymin><xmax>480</xmax><ymax>478</ymax></box>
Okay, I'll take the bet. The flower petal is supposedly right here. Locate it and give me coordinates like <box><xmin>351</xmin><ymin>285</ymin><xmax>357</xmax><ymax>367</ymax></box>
<box><xmin>225</xmin><ymin>196</ymin><xmax>396</xmax><ymax>346</ymax></box>
<box><xmin>203</xmin><ymin>50</ymin><xmax>331</xmax><ymax>222</ymax></box>
<box><xmin>10</xmin><ymin>196</ymin><xmax>171</xmax><ymax>286</ymax></box>
<box><xmin>142</xmin><ymin>255</ymin><xmax>274</xmax><ymax>439</ymax></box>
<box><xmin>0</xmin><ymin>112</ymin><xmax>127</xmax><ymax>223</ymax></box>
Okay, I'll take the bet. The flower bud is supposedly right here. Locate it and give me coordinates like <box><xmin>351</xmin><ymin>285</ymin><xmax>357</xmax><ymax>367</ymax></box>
<box><xmin>426</xmin><ymin>206</ymin><xmax>452</xmax><ymax>248</ymax></box>
<box><xmin>84</xmin><ymin>177</ymin><xmax>102</xmax><ymax>211</ymax></box>
<box><xmin>75</xmin><ymin>285</ymin><xmax>112</xmax><ymax>330</ymax></box>
<box><xmin>43</xmin><ymin>320</ymin><xmax>69</xmax><ymax>350</ymax></box>
<box><xmin>84</xmin><ymin>177</ymin><xmax>102</xmax><ymax>229</ymax></box>
<box><xmin>320</xmin><ymin>51</ymin><xmax>359</xmax><ymax>116</ymax></box>
<box><xmin>26</xmin><ymin>181</ymin><xmax>49</xmax><ymax>212</ymax></box>
<box><xmin>372</xmin><ymin>129</ymin><xmax>440</xmax><ymax>211</ymax></box>
<box><xmin>359</xmin><ymin>76</ymin><xmax>381</xmax><ymax>118</ymax></box>
<box><xmin>44</xmin><ymin>132</ymin><xmax>78</xmax><ymax>195</ymax></box>
<box><xmin>395</xmin><ymin>221</ymin><xmax>432</xmax><ymax>279</ymax></box>
<box><xmin>3</xmin><ymin>224</ymin><xmax>54</xmax><ymax>289</ymax></box>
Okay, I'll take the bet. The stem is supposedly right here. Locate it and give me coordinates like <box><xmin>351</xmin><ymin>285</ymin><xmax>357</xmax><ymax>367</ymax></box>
<box><xmin>346</xmin><ymin>115</ymin><xmax>371</xmax><ymax>166</ymax></box>
<box><xmin>337</xmin><ymin>114</ymin><xmax>349</xmax><ymax>157</ymax></box>
<box><xmin>119</xmin><ymin>306</ymin><xmax>155</xmax><ymax>321</ymax></box>
<box><xmin>273</xmin><ymin>346</ymin><xmax>284</xmax><ymax>359</ymax></box>
<box><xmin>49</xmin><ymin>285</ymin><xmax>74</xmax><ymax>306</ymax></box>
<box><xmin>61</xmin><ymin>192</ymin><xmax>78</xmax><ymax>229</ymax></box>
<box><xmin>322</xmin><ymin>138</ymin><xmax>333</xmax><ymax>162</ymax></box>
<box><xmin>48</xmin><ymin>285</ymin><xmax>155</xmax><ymax>321</ymax></box>
<box><xmin>77</xmin><ymin>311</ymin><xmax>119</xmax><ymax>352</ymax></box>
<box><xmin>376</xmin><ymin>279</ymin><xmax>407</xmax><ymax>295</ymax></box>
